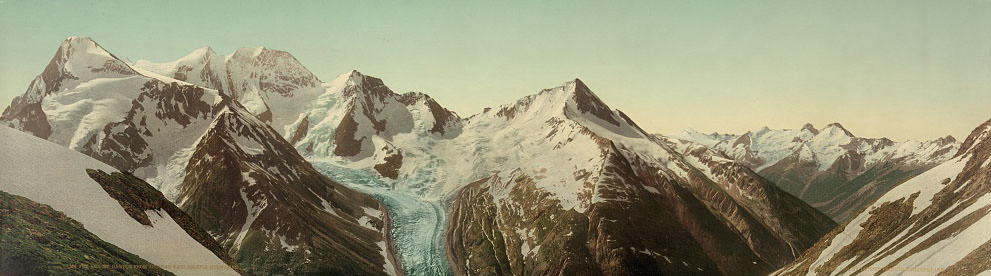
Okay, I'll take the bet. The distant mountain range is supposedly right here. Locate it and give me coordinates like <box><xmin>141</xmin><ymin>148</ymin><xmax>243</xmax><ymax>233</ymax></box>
<box><xmin>1</xmin><ymin>36</ymin><xmax>987</xmax><ymax>276</ymax></box>
<box><xmin>670</xmin><ymin>124</ymin><xmax>959</xmax><ymax>221</ymax></box>
<box><xmin>773</xmin><ymin>119</ymin><xmax>991</xmax><ymax>276</ymax></box>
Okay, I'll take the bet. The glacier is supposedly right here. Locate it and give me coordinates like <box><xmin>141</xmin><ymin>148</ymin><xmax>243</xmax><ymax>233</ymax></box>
<box><xmin>311</xmin><ymin>161</ymin><xmax>454</xmax><ymax>276</ymax></box>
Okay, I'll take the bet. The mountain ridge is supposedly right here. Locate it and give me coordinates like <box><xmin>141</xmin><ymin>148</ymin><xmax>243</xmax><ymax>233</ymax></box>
<box><xmin>670</xmin><ymin>123</ymin><xmax>960</xmax><ymax>221</ymax></box>
<box><xmin>772</xmin><ymin>117</ymin><xmax>991</xmax><ymax>275</ymax></box>
<box><xmin>7</xmin><ymin>36</ymin><xmax>976</xmax><ymax>276</ymax></box>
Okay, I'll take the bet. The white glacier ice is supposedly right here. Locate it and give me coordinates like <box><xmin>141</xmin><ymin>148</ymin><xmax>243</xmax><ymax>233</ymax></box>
<box><xmin>311</xmin><ymin>161</ymin><xmax>454</xmax><ymax>276</ymax></box>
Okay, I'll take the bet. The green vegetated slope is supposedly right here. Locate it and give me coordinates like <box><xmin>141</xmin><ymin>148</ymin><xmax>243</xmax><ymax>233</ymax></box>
<box><xmin>0</xmin><ymin>190</ymin><xmax>172</xmax><ymax>276</ymax></box>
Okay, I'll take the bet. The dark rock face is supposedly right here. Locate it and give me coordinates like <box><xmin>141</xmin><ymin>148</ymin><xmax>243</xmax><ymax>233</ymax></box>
<box><xmin>374</xmin><ymin>147</ymin><xmax>404</xmax><ymax>179</ymax></box>
<box><xmin>333</xmin><ymin>111</ymin><xmax>365</xmax><ymax>157</ymax></box>
<box><xmin>178</xmin><ymin>102</ymin><xmax>397</xmax><ymax>276</ymax></box>
<box><xmin>288</xmin><ymin>115</ymin><xmax>310</xmax><ymax>145</ymax></box>
<box><xmin>85</xmin><ymin>169</ymin><xmax>241</xmax><ymax>273</ymax></box>
<box><xmin>0</xmin><ymin>100</ymin><xmax>51</xmax><ymax>139</ymax></box>
<box><xmin>570</xmin><ymin>79</ymin><xmax>620</xmax><ymax>127</ymax></box>
<box><xmin>0</xmin><ymin>191</ymin><xmax>172</xmax><ymax>276</ymax></box>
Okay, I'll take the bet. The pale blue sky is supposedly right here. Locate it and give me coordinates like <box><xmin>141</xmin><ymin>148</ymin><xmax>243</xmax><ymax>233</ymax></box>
<box><xmin>1</xmin><ymin>0</ymin><xmax>989</xmax><ymax>140</ymax></box>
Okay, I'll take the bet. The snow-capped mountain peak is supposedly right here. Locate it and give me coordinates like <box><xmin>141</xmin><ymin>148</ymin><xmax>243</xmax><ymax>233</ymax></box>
<box><xmin>481</xmin><ymin>78</ymin><xmax>646</xmax><ymax>139</ymax></box>
<box><xmin>338</xmin><ymin>70</ymin><xmax>393</xmax><ymax>99</ymax></box>
<box><xmin>821</xmin><ymin>122</ymin><xmax>854</xmax><ymax>137</ymax></box>
<box><xmin>41</xmin><ymin>36</ymin><xmax>136</xmax><ymax>93</ymax></box>
<box><xmin>566</xmin><ymin>78</ymin><xmax>625</xmax><ymax>126</ymax></box>
<box><xmin>58</xmin><ymin>36</ymin><xmax>117</xmax><ymax>61</ymax></box>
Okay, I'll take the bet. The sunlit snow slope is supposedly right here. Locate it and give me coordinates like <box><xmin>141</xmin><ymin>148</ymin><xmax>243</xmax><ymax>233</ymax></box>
<box><xmin>0</xmin><ymin>126</ymin><xmax>238</xmax><ymax>276</ymax></box>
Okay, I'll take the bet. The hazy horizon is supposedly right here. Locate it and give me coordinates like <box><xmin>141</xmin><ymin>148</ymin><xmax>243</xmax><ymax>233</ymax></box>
<box><xmin>2</xmin><ymin>0</ymin><xmax>989</xmax><ymax>141</ymax></box>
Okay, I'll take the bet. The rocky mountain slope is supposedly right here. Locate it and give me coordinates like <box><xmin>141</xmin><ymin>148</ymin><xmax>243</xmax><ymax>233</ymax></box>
<box><xmin>440</xmin><ymin>80</ymin><xmax>836</xmax><ymax>276</ymax></box>
<box><xmin>772</xmin><ymin>118</ymin><xmax>991</xmax><ymax>276</ymax></box>
<box><xmin>218</xmin><ymin>67</ymin><xmax>836</xmax><ymax>275</ymax></box>
<box><xmin>0</xmin><ymin>125</ymin><xmax>238</xmax><ymax>276</ymax></box>
<box><xmin>0</xmin><ymin>37</ymin><xmax>399</xmax><ymax>276</ymax></box>
<box><xmin>178</xmin><ymin>101</ymin><xmax>400</xmax><ymax>275</ymax></box>
<box><xmin>143</xmin><ymin>46</ymin><xmax>838</xmax><ymax>274</ymax></box>
<box><xmin>671</xmin><ymin>124</ymin><xmax>959</xmax><ymax>221</ymax></box>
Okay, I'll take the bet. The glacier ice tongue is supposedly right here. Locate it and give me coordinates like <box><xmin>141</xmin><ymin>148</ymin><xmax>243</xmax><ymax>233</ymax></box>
<box><xmin>311</xmin><ymin>161</ymin><xmax>454</xmax><ymax>276</ymax></box>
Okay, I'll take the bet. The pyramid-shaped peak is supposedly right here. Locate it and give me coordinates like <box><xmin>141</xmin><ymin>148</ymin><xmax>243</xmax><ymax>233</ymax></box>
<box><xmin>335</xmin><ymin>70</ymin><xmax>391</xmax><ymax>98</ymax></box>
<box><xmin>569</xmin><ymin>78</ymin><xmax>588</xmax><ymax>90</ymax></box>
<box><xmin>557</xmin><ymin>78</ymin><xmax>622</xmax><ymax>126</ymax></box>
<box><xmin>56</xmin><ymin>36</ymin><xmax>114</xmax><ymax>58</ymax></box>
<box><xmin>38</xmin><ymin>36</ymin><xmax>134</xmax><ymax>94</ymax></box>
<box><xmin>823</xmin><ymin>122</ymin><xmax>855</xmax><ymax>137</ymax></box>
<box><xmin>562</xmin><ymin>78</ymin><xmax>609</xmax><ymax>108</ymax></box>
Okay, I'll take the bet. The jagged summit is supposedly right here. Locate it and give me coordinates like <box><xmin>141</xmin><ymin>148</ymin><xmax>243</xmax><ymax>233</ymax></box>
<box><xmin>45</xmin><ymin>36</ymin><xmax>135</xmax><ymax>85</ymax></box>
<box><xmin>491</xmin><ymin>79</ymin><xmax>611</xmax><ymax>118</ymax></box>
<box><xmin>801</xmin><ymin>123</ymin><xmax>818</xmax><ymax>134</ymax></box>
<box><xmin>54</xmin><ymin>36</ymin><xmax>130</xmax><ymax>64</ymax></box>
<box><xmin>566</xmin><ymin>78</ymin><xmax>620</xmax><ymax>126</ymax></box>
<box><xmin>335</xmin><ymin>70</ymin><xmax>392</xmax><ymax>99</ymax></box>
